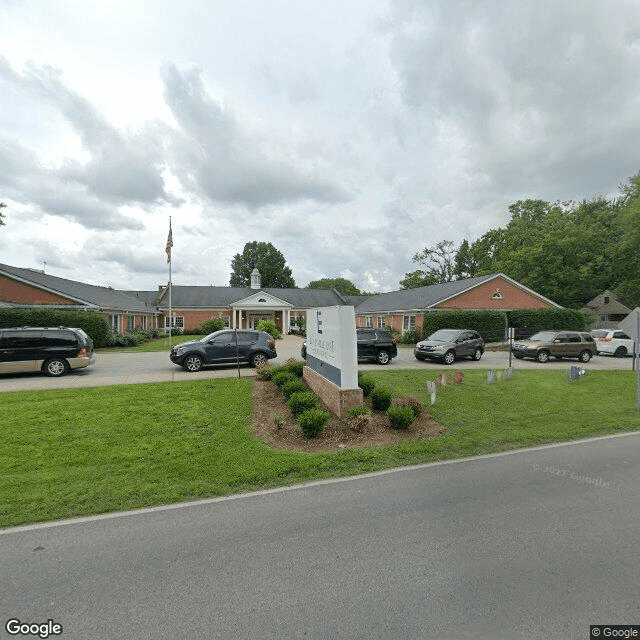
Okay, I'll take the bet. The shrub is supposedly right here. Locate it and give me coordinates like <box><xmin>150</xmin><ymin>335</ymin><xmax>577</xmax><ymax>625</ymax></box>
<box><xmin>358</xmin><ymin>372</ymin><xmax>375</xmax><ymax>397</ymax></box>
<box><xmin>370</xmin><ymin>387</ymin><xmax>393</xmax><ymax>412</ymax></box>
<box><xmin>283</xmin><ymin>359</ymin><xmax>305</xmax><ymax>378</ymax></box>
<box><xmin>400</xmin><ymin>328</ymin><xmax>420</xmax><ymax>344</ymax></box>
<box><xmin>196</xmin><ymin>318</ymin><xmax>227</xmax><ymax>335</ymax></box>
<box><xmin>255</xmin><ymin>363</ymin><xmax>276</xmax><ymax>380</ymax></box>
<box><xmin>288</xmin><ymin>391</ymin><xmax>319</xmax><ymax>416</ymax></box>
<box><xmin>272</xmin><ymin>370</ymin><xmax>297</xmax><ymax>389</ymax></box>
<box><xmin>256</xmin><ymin>319</ymin><xmax>282</xmax><ymax>340</ymax></box>
<box><xmin>422</xmin><ymin>309</ymin><xmax>507</xmax><ymax>344</ymax></box>
<box><xmin>281</xmin><ymin>379</ymin><xmax>307</xmax><ymax>400</ymax></box>
<box><xmin>298</xmin><ymin>408</ymin><xmax>330</xmax><ymax>437</ymax></box>
<box><xmin>386</xmin><ymin>405</ymin><xmax>415</xmax><ymax>430</ymax></box>
<box><xmin>347</xmin><ymin>406</ymin><xmax>370</xmax><ymax>420</ymax></box>
<box><xmin>392</xmin><ymin>397</ymin><xmax>423</xmax><ymax>418</ymax></box>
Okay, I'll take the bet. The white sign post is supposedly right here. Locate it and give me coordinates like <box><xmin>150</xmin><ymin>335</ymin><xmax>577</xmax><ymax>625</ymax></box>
<box><xmin>303</xmin><ymin>306</ymin><xmax>362</xmax><ymax>418</ymax></box>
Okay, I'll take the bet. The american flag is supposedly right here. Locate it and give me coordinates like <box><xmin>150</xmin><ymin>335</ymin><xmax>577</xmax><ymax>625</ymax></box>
<box><xmin>165</xmin><ymin>219</ymin><xmax>173</xmax><ymax>263</ymax></box>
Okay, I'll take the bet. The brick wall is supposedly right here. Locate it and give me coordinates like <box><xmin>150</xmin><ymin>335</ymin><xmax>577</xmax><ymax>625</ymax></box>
<box><xmin>303</xmin><ymin>366</ymin><xmax>363</xmax><ymax>419</ymax></box>
<box><xmin>0</xmin><ymin>275</ymin><xmax>74</xmax><ymax>305</ymax></box>
<box><xmin>436</xmin><ymin>277</ymin><xmax>553</xmax><ymax>309</ymax></box>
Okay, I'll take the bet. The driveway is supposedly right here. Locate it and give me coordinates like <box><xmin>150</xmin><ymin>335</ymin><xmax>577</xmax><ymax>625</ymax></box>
<box><xmin>0</xmin><ymin>334</ymin><xmax>635</xmax><ymax>392</ymax></box>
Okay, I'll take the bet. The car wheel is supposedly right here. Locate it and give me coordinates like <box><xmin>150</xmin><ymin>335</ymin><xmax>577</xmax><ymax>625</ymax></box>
<box><xmin>443</xmin><ymin>350</ymin><xmax>455</xmax><ymax>365</ymax></box>
<box><xmin>184</xmin><ymin>354</ymin><xmax>204</xmax><ymax>372</ymax></box>
<box><xmin>473</xmin><ymin>348</ymin><xmax>483</xmax><ymax>361</ymax></box>
<box><xmin>43</xmin><ymin>358</ymin><xmax>69</xmax><ymax>377</ymax></box>
<box><xmin>579</xmin><ymin>350</ymin><xmax>592</xmax><ymax>363</ymax></box>
<box><xmin>251</xmin><ymin>352</ymin><xmax>268</xmax><ymax>368</ymax></box>
<box><xmin>376</xmin><ymin>349</ymin><xmax>390</xmax><ymax>365</ymax></box>
<box><xmin>614</xmin><ymin>346</ymin><xmax>627</xmax><ymax>357</ymax></box>
<box><xmin>536</xmin><ymin>350</ymin><xmax>550</xmax><ymax>363</ymax></box>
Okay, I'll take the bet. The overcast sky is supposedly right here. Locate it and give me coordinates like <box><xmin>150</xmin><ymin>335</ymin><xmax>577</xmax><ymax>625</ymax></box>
<box><xmin>1</xmin><ymin>0</ymin><xmax>639</xmax><ymax>293</ymax></box>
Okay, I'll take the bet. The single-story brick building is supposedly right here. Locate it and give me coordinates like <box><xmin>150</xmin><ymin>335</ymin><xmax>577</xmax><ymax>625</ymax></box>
<box><xmin>0</xmin><ymin>263</ymin><xmax>560</xmax><ymax>336</ymax></box>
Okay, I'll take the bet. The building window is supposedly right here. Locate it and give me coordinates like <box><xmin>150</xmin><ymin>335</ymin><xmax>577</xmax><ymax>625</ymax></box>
<box><xmin>403</xmin><ymin>315</ymin><xmax>416</xmax><ymax>331</ymax></box>
<box><xmin>604</xmin><ymin>296</ymin><xmax>610</xmax><ymax>304</ymax></box>
<box><xmin>365</xmin><ymin>316</ymin><xmax>373</xmax><ymax>327</ymax></box>
<box><xmin>140</xmin><ymin>316</ymin><xmax>147</xmax><ymax>330</ymax></box>
<box><xmin>128</xmin><ymin>315</ymin><xmax>135</xmax><ymax>331</ymax></box>
<box><xmin>492</xmin><ymin>289</ymin><xmax>503</xmax><ymax>299</ymax></box>
<box><xmin>164</xmin><ymin>316</ymin><xmax>184</xmax><ymax>329</ymax></box>
<box><xmin>109</xmin><ymin>315</ymin><xmax>120</xmax><ymax>333</ymax></box>
<box><xmin>377</xmin><ymin>316</ymin><xmax>386</xmax><ymax>328</ymax></box>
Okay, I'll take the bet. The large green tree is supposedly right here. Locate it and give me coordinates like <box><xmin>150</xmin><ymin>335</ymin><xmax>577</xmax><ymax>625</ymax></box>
<box><xmin>306</xmin><ymin>277</ymin><xmax>361</xmax><ymax>295</ymax></box>
<box><xmin>229</xmin><ymin>241</ymin><xmax>296</xmax><ymax>288</ymax></box>
<box><xmin>409</xmin><ymin>240</ymin><xmax>457</xmax><ymax>284</ymax></box>
<box><xmin>399</xmin><ymin>269</ymin><xmax>439</xmax><ymax>289</ymax></box>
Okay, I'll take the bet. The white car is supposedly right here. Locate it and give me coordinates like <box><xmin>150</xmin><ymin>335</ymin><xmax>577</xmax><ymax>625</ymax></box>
<box><xmin>591</xmin><ymin>329</ymin><xmax>635</xmax><ymax>357</ymax></box>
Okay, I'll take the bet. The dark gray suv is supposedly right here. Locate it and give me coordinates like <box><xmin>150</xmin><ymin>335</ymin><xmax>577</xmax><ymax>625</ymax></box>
<box><xmin>170</xmin><ymin>329</ymin><xmax>277</xmax><ymax>372</ymax></box>
<box><xmin>414</xmin><ymin>329</ymin><xmax>484</xmax><ymax>365</ymax></box>
<box><xmin>300</xmin><ymin>328</ymin><xmax>398</xmax><ymax>365</ymax></box>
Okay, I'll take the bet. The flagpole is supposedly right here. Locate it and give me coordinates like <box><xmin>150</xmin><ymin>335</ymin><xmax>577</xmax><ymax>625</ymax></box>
<box><xmin>166</xmin><ymin>216</ymin><xmax>173</xmax><ymax>349</ymax></box>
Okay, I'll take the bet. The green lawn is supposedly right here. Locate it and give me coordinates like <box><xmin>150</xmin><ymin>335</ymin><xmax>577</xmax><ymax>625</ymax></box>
<box><xmin>1</xmin><ymin>370</ymin><xmax>638</xmax><ymax>528</ymax></box>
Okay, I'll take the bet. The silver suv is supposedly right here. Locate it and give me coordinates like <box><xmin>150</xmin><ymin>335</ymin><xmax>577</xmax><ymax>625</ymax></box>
<box><xmin>414</xmin><ymin>329</ymin><xmax>484</xmax><ymax>365</ymax></box>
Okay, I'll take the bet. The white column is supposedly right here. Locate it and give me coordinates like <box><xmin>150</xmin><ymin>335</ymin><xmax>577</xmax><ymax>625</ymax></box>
<box><xmin>284</xmin><ymin>308</ymin><xmax>290</xmax><ymax>333</ymax></box>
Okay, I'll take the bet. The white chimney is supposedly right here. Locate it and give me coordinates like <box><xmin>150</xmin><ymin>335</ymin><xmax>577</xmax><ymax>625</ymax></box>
<box><xmin>250</xmin><ymin>268</ymin><xmax>261</xmax><ymax>289</ymax></box>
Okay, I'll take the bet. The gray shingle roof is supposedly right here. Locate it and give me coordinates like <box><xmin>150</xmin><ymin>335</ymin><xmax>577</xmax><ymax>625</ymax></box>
<box><xmin>0</xmin><ymin>264</ymin><xmax>154</xmax><ymax>312</ymax></box>
<box><xmin>156</xmin><ymin>286</ymin><xmax>349</xmax><ymax>309</ymax></box>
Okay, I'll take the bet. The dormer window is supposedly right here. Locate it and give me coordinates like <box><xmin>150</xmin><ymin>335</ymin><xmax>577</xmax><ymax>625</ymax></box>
<box><xmin>491</xmin><ymin>289</ymin><xmax>503</xmax><ymax>299</ymax></box>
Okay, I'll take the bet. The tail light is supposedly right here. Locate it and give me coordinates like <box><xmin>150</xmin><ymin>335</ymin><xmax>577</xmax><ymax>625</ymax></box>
<box><xmin>267</xmin><ymin>339</ymin><xmax>276</xmax><ymax>347</ymax></box>
<box><xmin>392</xmin><ymin>338</ymin><xmax>398</xmax><ymax>344</ymax></box>
<box><xmin>77</xmin><ymin>347</ymin><xmax>88</xmax><ymax>357</ymax></box>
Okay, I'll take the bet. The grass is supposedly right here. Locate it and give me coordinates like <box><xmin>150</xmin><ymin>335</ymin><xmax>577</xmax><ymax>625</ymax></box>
<box><xmin>1</xmin><ymin>370</ymin><xmax>638</xmax><ymax>528</ymax></box>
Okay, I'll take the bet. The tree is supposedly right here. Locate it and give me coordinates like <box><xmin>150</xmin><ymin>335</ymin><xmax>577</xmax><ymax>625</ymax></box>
<box><xmin>306</xmin><ymin>277</ymin><xmax>361</xmax><ymax>295</ymax></box>
<box><xmin>411</xmin><ymin>240</ymin><xmax>457</xmax><ymax>284</ymax></box>
<box><xmin>0</xmin><ymin>202</ymin><xmax>5</xmax><ymax>227</ymax></box>
<box><xmin>229</xmin><ymin>241</ymin><xmax>296</xmax><ymax>288</ymax></box>
<box><xmin>399</xmin><ymin>269</ymin><xmax>439</xmax><ymax>289</ymax></box>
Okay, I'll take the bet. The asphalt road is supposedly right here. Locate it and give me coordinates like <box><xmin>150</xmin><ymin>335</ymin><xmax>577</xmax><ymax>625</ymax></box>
<box><xmin>2</xmin><ymin>433</ymin><xmax>639</xmax><ymax>640</ymax></box>
<box><xmin>0</xmin><ymin>335</ymin><xmax>636</xmax><ymax>392</ymax></box>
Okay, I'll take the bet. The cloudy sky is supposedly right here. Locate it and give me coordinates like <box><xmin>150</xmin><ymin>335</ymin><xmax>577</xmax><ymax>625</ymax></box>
<box><xmin>1</xmin><ymin>0</ymin><xmax>639</xmax><ymax>293</ymax></box>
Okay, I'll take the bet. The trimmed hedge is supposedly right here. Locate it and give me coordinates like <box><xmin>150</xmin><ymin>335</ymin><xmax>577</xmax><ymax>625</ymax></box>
<box><xmin>423</xmin><ymin>310</ymin><xmax>506</xmax><ymax>343</ymax></box>
<box><xmin>0</xmin><ymin>308</ymin><xmax>111</xmax><ymax>347</ymax></box>
<box><xmin>422</xmin><ymin>308</ymin><xmax>591</xmax><ymax>343</ymax></box>
<box><xmin>298</xmin><ymin>408</ymin><xmax>330</xmax><ymax>437</ymax></box>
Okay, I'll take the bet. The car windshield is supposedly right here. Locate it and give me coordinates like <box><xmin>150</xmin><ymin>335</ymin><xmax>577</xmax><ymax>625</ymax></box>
<box><xmin>427</xmin><ymin>330</ymin><xmax>461</xmax><ymax>342</ymax></box>
<box><xmin>529</xmin><ymin>331</ymin><xmax>557</xmax><ymax>342</ymax></box>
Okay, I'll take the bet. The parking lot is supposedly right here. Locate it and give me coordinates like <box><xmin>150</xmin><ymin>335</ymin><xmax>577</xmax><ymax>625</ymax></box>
<box><xmin>0</xmin><ymin>333</ymin><xmax>636</xmax><ymax>393</ymax></box>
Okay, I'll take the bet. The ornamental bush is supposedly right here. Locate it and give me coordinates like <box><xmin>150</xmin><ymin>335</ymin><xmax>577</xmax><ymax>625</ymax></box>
<box><xmin>347</xmin><ymin>406</ymin><xmax>370</xmax><ymax>420</ymax></box>
<box><xmin>386</xmin><ymin>405</ymin><xmax>415</xmax><ymax>430</ymax></box>
<box><xmin>272</xmin><ymin>370</ymin><xmax>297</xmax><ymax>389</ymax></box>
<box><xmin>283</xmin><ymin>359</ymin><xmax>305</xmax><ymax>378</ymax></box>
<box><xmin>195</xmin><ymin>317</ymin><xmax>227</xmax><ymax>335</ymax></box>
<box><xmin>370</xmin><ymin>387</ymin><xmax>393</xmax><ymax>412</ymax></box>
<box><xmin>298</xmin><ymin>408</ymin><xmax>330</xmax><ymax>437</ymax></box>
<box><xmin>287</xmin><ymin>391</ymin><xmax>319</xmax><ymax>416</ymax></box>
<box><xmin>357</xmin><ymin>372</ymin><xmax>375</xmax><ymax>397</ymax></box>
<box><xmin>256</xmin><ymin>319</ymin><xmax>282</xmax><ymax>340</ymax></box>
<box><xmin>391</xmin><ymin>396</ymin><xmax>423</xmax><ymax>418</ymax></box>
<box><xmin>281</xmin><ymin>379</ymin><xmax>307</xmax><ymax>400</ymax></box>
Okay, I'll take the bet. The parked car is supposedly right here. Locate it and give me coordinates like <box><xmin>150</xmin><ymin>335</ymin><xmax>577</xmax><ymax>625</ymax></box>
<box><xmin>0</xmin><ymin>326</ymin><xmax>96</xmax><ymax>377</ymax></box>
<box><xmin>170</xmin><ymin>329</ymin><xmax>277</xmax><ymax>372</ymax></box>
<box><xmin>590</xmin><ymin>329</ymin><xmax>635</xmax><ymax>357</ymax></box>
<box><xmin>414</xmin><ymin>329</ymin><xmax>484</xmax><ymax>365</ymax></box>
<box><xmin>512</xmin><ymin>331</ymin><xmax>596</xmax><ymax>363</ymax></box>
<box><xmin>300</xmin><ymin>328</ymin><xmax>398</xmax><ymax>365</ymax></box>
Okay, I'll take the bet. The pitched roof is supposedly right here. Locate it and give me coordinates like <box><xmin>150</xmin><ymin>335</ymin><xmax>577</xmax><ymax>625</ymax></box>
<box><xmin>156</xmin><ymin>285</ymin><xmax>349</xmax><ymax>309</ymax></box>
<box><xmin>582</xmin><ymin>290</ymin><xmax>632</xmax><ymax>316</ymax></box>
<box><xmin>353</xmin><ymin>273</ymin><xmax>561</xmax><ymax>313</ymax></box>
<box><xmin>0</xmin><ymin>264</ymin><xmax>154</xmax><ymax>312</ymax></box>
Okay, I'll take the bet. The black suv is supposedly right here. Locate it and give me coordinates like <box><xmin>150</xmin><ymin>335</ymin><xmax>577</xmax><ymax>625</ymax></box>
<box><xmin>414</xmin><ymin>329</ymin><xmax>485</xmax><ymax>365</ymax></box>
<box><xmin>170</xmin><ymin>329</ymin><xmax>277</xmax><ymax>372</ymax></box>
<box><xmin>301</xmin><ymin>328</ymin><xmax>398</xmax><ymax>365</ymax></box>
<box><xmin>0</xmin><ymin>326</ymin><xmax>96</xmax><ymax>377</ymax></box>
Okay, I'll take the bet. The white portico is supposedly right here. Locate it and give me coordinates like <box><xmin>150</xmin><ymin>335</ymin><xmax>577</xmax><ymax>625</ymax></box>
<box><xmin>231</xmin><ymin>290</ymin><xmax>293</xmax><ymax>330</ymax></box>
